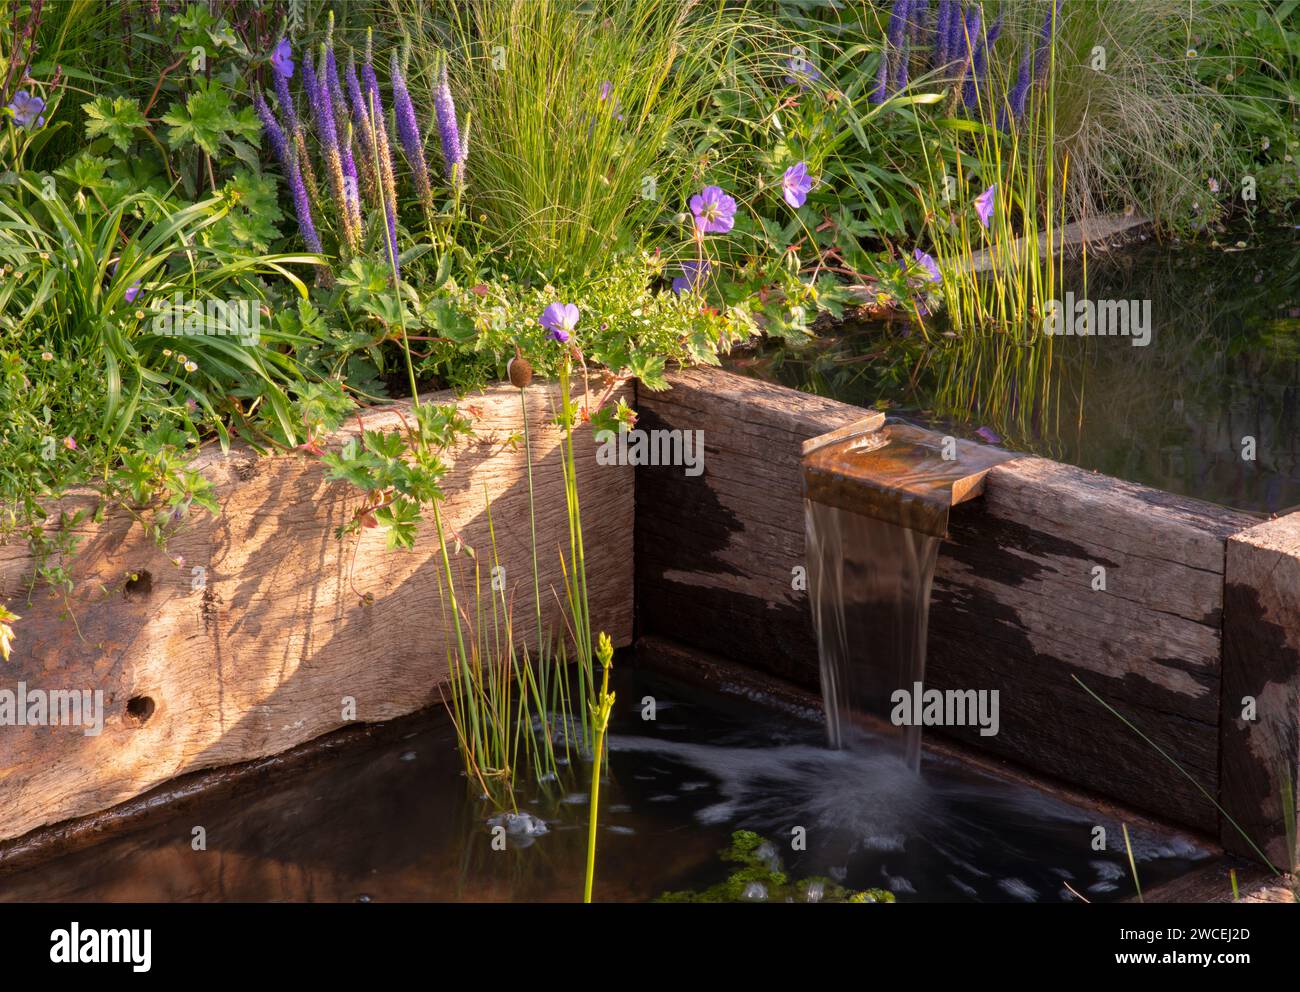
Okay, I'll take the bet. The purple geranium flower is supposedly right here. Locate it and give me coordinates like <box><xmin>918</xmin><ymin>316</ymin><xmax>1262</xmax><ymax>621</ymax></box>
<box><xmin>271</xmin><ymin>38</ymin><xmax>294</xmax><ymax>79</ymax></box>
<box><xmin>784</xmin><ymin>48</ymin><xmax>821</xmax><ymax>89</ymax></box>
<box><xmin>689</xmin><ymin>185</ymin><xmax>736</xmax><ymax>234</ymax></box>
<box><xmin>782</xmin><ymin>162</ymin><xmax>813</xmax><ymax>208</ymax></box>
<box><xmin>913</xmin><ymin>248</ymin><xmax>941</xmax><ymax>283</ymax></box>
<box><xmin>974</xmin><ymin>183</ymin><xmax>996</xmax><ymax>228</ymax></box>
<box><xmin>7</xmin><ymin>90</ymin><xmax>45</xmax><ymax>130</ymax></box>
<box><xmin>540</xmin><ymin>303</ymin><xmax>580</xmax><ymax>343</ymax></box>
<box><xmin>672</xmin><ymin>259</ymin><xmax>712</xmax><ymax>296</ymax></box>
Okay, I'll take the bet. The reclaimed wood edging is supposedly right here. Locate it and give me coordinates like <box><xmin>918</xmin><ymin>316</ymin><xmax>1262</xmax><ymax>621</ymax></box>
<box><xmin>636</xmin><ymin>366</ymin><xmax>1298</xmax><ymax>863</ymax></box>
<box><xmin>0</xmin><ymin>381</ymin><xmax>634</xmax><ymax>844</ymax></box>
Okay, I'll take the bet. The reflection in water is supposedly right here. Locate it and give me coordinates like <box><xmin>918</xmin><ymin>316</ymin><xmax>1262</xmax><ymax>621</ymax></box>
<box><xmin>734</xmin><ymin>228</ymin><xmax>1300</xmax><ymax>513</ymax></box>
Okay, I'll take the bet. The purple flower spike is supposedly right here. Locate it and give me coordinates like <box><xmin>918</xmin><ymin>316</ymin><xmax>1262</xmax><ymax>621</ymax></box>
<box><xmin>391</xmin><ymin>53</ymin><xmax>431</xmax><ymax>204</ymax></box>
<box><xmin>7</xmin><ymin>90</ymin><xmax>45</xmax><ymax>130</ymax></box>
<box><xmin>910</xmin><ymin>0</ymin><xmax>929</xmax><ymax>47</ymax></box>
<box><xmin>255</xmin><ymin>92</ymin><xmax>320</xmax><ymax>253</ymax></box>
<box><xmin>964</xmin><ymin>13</ymin><xmax>1001</xmax><ymax>110</ymax></box>
<box><xmin>345</xmin><ymin>56</ymin><xmax>374</xmax><ymax>160</ymax></box>
<box><xmin>934</xmin><ymin>0</ymin><xmax>952</xmax><ymax>68</ymax></box>
<box><xmin>960</xmin><ymin>6</ymin><xmax>981</xmax><ymax>65</ymax></box>
<box><xmin>254</xmin><ymin>91</ymin><xmax>290</xmax><ymax>168</ymax></box>
<box><xmin>599</xmin><ymin>80</ymin><xmax>614</xmax><ymax>101</ymax></box>
<box><xmin>689</xmin><ymin>185</ymin><xmax>737</xmax><ymax>234</ymax></box>
<box><xmin>975</xmin><ymin>183</ymin><xmax>996</xmax><ymax>229</ymax></box>
<box><xmin>870</xmin><ymin>48</ymin><xmax>889</xmax><ymax>104</ymax></box>
<box><xmin>945</xmin><ymin>2</ymin><xmax>965</xmax><ymax>69</ymax></box>
<box><xmin>433</xmin><ymin>55</ymin><xmax>467</xmax><ymax>185</ymax></box>
<box><xmin>273</xmin><ymin>67</ymin><xmax>298</xmax><ymax>135</ymax></box>
<box><xmin>1005</xmin><ymin>51</ymin><xmax>1032</xmax><ymax>127</ymax></box>
<box><xmin>540</xmin><ymin>303</ymin><xmax>580</xmax><ymax>342</ymax></box>
<box><xmin>889</xmin><ymin>0</ymin><xmax>910</xmax><ymax>94</ymax></box>
<box><xmin>1035</xmin><ymin>0</ymin><xmax>1064</xmax><ymax>81</ymax></box>
<box><xmin>672</xmin><ymin>259</ymin><xmax>712</xmax><ymax>296</ymax></box>
<box><xmin>913</xmin><ymin>248</ymin><xmax>941</xmax><ymax>283</ymax></box>
<box><xmin>271</xmin><ymin>38</ymin><xmax>294</xmax><ymax>79</ymax></box>
<box><xmin>782</xmin><ymin>162</ymin><xmax>813</xmax><ymax>209</ymax></box>
<box><xmin>302</xmin><ymin>58</ymin><xmax>324</xmax><ymax>135</ymax></box>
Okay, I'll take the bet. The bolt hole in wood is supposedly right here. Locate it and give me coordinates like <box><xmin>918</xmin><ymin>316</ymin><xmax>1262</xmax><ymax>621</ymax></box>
<box><xmin>125</xmin><ymin>696</ymin><xmax>156</xmax><ymax>726</ymax></box>
<box><xmin>123</xmin><ymin>570</ymin><xmax>152</xmax><ymax>598</ymax></box>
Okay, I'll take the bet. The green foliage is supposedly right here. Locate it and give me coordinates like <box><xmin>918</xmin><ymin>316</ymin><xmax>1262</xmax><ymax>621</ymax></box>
<box><xmin>395</xmin><ymin>0</ymin><xmax>775</xmax><ymax>278</ymax></box>
<box><xmin>319</xmin><ymin>401</ymin><xmax>473</xmax><ymax>549</ymax></box>
<box><xmin>657</xmin><ymin>830</ymin><xmax>896</xmax><ymax>904</ymax></box>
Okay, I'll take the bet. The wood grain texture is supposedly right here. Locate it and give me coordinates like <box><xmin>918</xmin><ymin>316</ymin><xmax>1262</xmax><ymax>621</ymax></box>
<box><xmin>1222</xmin><ymin>513</ymin><xmax>1300</xmax><ymax>868</ymax></box>
<box><xmin>637</xmin><ymin>366</ymin><xmax>1257</xmax><ymax>832</ymax></box>
<box><xmin>0</xmin><ymin>381</ymin><xmax>634</xmax><ymax>843</ymax></box>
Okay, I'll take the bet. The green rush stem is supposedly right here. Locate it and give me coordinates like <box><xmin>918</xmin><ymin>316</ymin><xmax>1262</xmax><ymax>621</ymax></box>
<box><xmin>521</xmin><ymin>388</ymin><xmax>545</xmax><ymax>652</ymax></box>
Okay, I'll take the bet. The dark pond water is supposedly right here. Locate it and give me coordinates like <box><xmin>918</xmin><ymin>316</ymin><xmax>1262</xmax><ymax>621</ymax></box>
<box><xmin>731</xmin><ymin>227</ymin><xmax>1300</xmax><ymax>514</ymax></box>
<box><xmin>0</xmin><ymin>666</ymin><xmax>1208</xmax><ymax>903</ymax></box>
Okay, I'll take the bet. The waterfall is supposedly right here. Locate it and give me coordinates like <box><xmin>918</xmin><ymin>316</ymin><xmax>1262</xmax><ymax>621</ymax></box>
<box><xmin>802</xmin><ymin>421</ymin><xmax>1011</xmax><ymax>771</ymax></box>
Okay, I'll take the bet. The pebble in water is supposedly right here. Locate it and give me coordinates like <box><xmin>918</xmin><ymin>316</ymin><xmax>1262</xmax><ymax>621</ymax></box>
<box><xmin>487</xmin><ymin>811</ymin><xmax>550</xmax><ymax>848</ymax></box>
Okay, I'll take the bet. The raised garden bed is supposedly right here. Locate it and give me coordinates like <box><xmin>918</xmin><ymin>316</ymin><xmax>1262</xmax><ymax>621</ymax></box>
<box><xmin>0</xmin><ymin>381</ymin><xmax>633</xmax><ymax>843</ymax></box>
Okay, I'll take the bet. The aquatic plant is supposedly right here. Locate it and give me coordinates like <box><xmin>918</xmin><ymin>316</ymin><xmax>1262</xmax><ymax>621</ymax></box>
<box><xmin>656</xmin><ymin>830</ymin><xmax>896</xmax><ymax>904</ymax></box>
<box><xmin>583</xmin><ymin>632</ymin><xmax>615</xmax><ymax>903</ymax></box>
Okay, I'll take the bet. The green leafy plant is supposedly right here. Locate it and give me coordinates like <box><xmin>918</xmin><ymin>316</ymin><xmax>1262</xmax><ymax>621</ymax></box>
<box><xmin>657</xmin><ymin>830</ymin><xmax>896</xmax><ymax>903</ymax></box>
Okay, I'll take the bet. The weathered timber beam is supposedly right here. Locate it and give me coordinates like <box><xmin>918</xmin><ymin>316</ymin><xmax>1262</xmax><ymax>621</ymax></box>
<box><xmin>636</xmin><ymin>365</ymin><xmax>1256</xmax><ymax>833</ymax></box>
<box><xmin>1222</xmin><ymin>513</ymin><xmax>1300</xmax><ymax>870</ymax></box>
<box><xmin>0</xmin><ymin>381</ymin><xmax>634</xmax><ymax>843</ymax></box>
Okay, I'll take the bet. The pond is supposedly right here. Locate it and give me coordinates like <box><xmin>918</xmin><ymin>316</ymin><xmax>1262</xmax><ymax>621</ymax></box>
<box><xmin>731</xmin><ymin>227</ymin><xmax>1300</xmax><ymax>515</ymax></box>
<box><xmin>0</xmin><ymin>665</ymin><xmax>1209</xmax><ymax>903</ymax></box>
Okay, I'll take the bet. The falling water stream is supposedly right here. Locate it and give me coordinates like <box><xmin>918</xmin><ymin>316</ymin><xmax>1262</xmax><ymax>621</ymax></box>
<box><xmin>808</xmin><ymin>502</ymin><xmax>939</xmax><ymax>769</ymax></box>
<box><xmin>804</xmin><ymin>421</ymin><xmax>1013</xmax><ymax>769</ymax></box>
